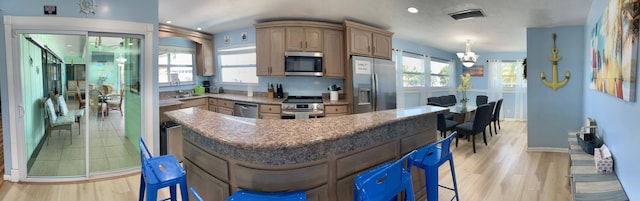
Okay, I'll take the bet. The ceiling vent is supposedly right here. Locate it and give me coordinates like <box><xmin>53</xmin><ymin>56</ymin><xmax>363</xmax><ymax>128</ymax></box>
<box><xmin>448</xmin><ymin>9</ymin><xmax>486</xmax><ymax>20</ymax></box>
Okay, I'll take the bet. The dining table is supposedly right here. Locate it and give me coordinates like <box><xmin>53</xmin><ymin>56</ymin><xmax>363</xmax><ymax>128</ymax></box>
<box><xmin>447</xmin><ymin>103</ymin><xmax>477</xmax><ymax>123</ymax></box>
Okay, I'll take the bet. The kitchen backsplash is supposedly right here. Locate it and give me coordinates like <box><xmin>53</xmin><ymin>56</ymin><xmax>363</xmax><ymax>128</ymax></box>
<box><xmin>220</xmin><ymin>76</ymin><xmax>344</xmax><ymax>97</ymax></box>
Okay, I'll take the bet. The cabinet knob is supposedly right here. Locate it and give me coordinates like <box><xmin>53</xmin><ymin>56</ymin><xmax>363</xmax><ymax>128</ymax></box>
<box><xmin>268</xmin><ymin>108</ymin><xmax>272</xmax><ymax>111</ymax></box>
<box><xmin>335</xmin><ymin>108</ymin><xmax>338</xmax><ymax>111</ymax></box>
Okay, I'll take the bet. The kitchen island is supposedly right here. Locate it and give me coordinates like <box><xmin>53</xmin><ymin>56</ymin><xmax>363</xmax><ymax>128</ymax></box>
<box><xmin>165</xmin><ymin>105</ymin><xmax>447</xmax><ymax>201</ymax></box>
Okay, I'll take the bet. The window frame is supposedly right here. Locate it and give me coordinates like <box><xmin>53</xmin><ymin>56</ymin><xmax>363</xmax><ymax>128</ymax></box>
<box><xmin>429</xmin><ymin>59</ymin><xmax>451</xmax><ymax>89</ymax></box>
<box><xmin>501</xmin><ymin>62</ymin><xmax>519</xmax><ymax>89</ymax></box>
<box><xmin>158</xmin><ymin>46</ymin><xmax>195</xmax><ymax>87</ymax></box>
<box><xmin>401</xmin><ymin>55</ymin><xmax>425</xmax><ymax>89</ymax></box>
<box><xmin>218</xmin><ymin>44</ymin><xmax>258</xmax><ymax>85</ymax></box>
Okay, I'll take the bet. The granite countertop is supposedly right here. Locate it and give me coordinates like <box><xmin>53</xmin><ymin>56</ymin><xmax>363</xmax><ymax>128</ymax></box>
<box><xmin>166</xmin><ymin>105</ymin><xmax>447</xmax><ymax>150</ymax></box>
<box><xmin>159</xmin><ymin>93</ymin><xmax>349</xmax><ymax>107</ymax></box>
<box><xmin>166</xmin><ymin>105</ymin><xmax>447</xmax><ymax>165</ymax></box>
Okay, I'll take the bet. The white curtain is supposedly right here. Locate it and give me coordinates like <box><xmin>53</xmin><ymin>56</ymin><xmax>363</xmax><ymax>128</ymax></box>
<box><xmin>421</xmin><ymin>55</ymin><xmax>432</xmax><ymax>105</ymax></box>
<box><xmin>487</xmin><ymin>60</ymin><xmax>504</xmax><ymax>102</ymax></box>
<box><xmin>514</xmin><ymin>60</ymin><xmax>527</xmax><ymax>121</ymax></box>
<box><xmin>448</xmin><ymin>60</ymin><xmax>457</xmax><ymax>95</ymax></box>
<box><xmin>392</xmin><ymin>49</ymin><xmax>405</xmax><ymax>108</ymax></box>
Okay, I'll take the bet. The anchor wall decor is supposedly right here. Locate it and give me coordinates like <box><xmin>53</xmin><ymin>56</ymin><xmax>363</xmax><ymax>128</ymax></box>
<box><xmin>540</xmin><ymin>33</ymin><xmax>570</xmax><ymax>91</ymax></box>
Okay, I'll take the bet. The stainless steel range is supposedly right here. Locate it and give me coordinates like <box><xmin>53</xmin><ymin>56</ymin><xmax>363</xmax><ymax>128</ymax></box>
<box><xmin>281</xmin><ymin>96</ymin><xmax>324</xmax><ymax>118</ymax></box>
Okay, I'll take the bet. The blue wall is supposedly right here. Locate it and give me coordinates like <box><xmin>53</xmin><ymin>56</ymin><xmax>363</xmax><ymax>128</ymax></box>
<box><xmin>213</xmin><ymin>26</ymin><xmax>344</xmax><ymax>96</ymax></box>
<box><xmin>0</xmin><ymin>0</ymin><xmax>158</xmax><ymax>177</ymax></box>
<box><xmin>527</xmin><ymin>26</ymin><xmax>584</xmax><ymax>149</ymax></box>
<box><xmin>584</xmin><ymin>0</ymin><xmax>640</xmax><ymax>199</ymax></box>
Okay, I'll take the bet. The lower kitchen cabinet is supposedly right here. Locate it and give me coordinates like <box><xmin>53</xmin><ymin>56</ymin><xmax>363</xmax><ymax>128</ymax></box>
<box><xmin>260</xmin><ymin>104</ymin><xmax>281</xmax><ymax>119</ymax></box>
<box><xmin>324</xmin><ymin>105</ymin><xmax>348</xmax><ymax>117</ymax></box>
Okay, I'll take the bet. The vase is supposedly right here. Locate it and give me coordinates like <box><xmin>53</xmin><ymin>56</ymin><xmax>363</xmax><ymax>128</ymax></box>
<box><xmin>330</xmin><ymin>91</ymin><xmax>339</xmax><ymax>101</ymax></box>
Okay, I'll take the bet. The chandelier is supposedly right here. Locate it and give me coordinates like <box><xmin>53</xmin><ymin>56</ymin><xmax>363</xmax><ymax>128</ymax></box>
<box><xmin>456</xmin><ymin>40</ymin><xmax>479</xmax><ymax>67</ymax></box>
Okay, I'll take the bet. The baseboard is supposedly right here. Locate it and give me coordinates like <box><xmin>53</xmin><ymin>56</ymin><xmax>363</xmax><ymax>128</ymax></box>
<box><xmin>527</xmin><ymin>147</ymin><xmax>568</xmax><ymax>153</ymax></box>
<box><xmin>27</xmin><ymin>131</ymin><xmax>48</xmax><ymax>173</ymax></box>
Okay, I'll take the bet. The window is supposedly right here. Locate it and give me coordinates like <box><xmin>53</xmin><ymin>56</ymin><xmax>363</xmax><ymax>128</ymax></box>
<box><xmin>430</xmin><ymin>61</ymin><xmax>450</xmax><ymax>87</ymax></box>
<box><xmin>158</xmin><ymin>46</ymin><xmax>194</xmax><ymax>86</ymax></box>
<box><xmin>402</xmin><ymin>56</ymin><xmax>424</xmax><ymax>87</ymax></box>
<box><xmin>501</xmin><ymin>62</ymin><xmax>518</xmax><ymax>87</ymax></box>
<box><xmin>219</xmin><ymin>45</ymin><xmax>258</xmax><ymax>84</ymax></box>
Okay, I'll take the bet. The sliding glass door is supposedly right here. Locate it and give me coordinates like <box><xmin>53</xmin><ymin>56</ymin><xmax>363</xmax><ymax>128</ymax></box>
<box><xmin>19</xmin><ymin>32</ymin><xmax>142</xmax><ymax>179</ymax></box>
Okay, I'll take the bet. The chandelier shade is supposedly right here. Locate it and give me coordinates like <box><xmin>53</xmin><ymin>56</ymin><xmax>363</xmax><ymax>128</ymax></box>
<box><xmin>457</xmin><ymin>40</ymin><xmax>479</xmax><ymax>67</ymax></box>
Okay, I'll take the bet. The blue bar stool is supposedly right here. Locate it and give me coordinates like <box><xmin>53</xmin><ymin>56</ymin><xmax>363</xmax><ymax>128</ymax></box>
<box><xmin>138</xmin><ymin>137</ymin><xmax>189</xmax><ymax>201</ymax></box>
<box><xmin>411</xmin><ymin>132</ymin><xmax>459</xmax><ymax>201</ymax></box>
<box><xmin>190</xmin><ymin>187</ymin><xmax>203</xmax><ymax>201</ymax></box>
<box><xmin>226</xmin><ymin>190</ymin><xmax>306</xmax><ymax>201</ymax></box>
<box><xmin>354</xmin><ymin>150</ymin><xmax>418</xmax><ymax>201</ymax></box>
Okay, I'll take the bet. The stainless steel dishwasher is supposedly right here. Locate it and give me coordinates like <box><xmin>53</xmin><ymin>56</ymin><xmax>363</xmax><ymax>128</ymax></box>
<box><xmin>233</xmin><ymin>102</ymin><xmax>259</xmax><ymax>118</ymax></box>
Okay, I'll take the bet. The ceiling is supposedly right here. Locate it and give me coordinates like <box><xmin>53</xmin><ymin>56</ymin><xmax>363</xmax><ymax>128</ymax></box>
<box><xmin>159</xmin><ymin>0</ymin><xmax>592</xmax><ymax>53</ymax></box>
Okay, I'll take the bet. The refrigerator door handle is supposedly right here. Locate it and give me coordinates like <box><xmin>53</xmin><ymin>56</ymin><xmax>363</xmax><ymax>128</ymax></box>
<box><xmin>372</xmin><ymin>73</ymin><xmax>378</xmax><ymax>111</ymax></box>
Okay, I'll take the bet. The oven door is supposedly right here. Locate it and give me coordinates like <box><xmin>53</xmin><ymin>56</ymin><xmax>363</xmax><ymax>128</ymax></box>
<box><xmin>281</xmin><ymin>110</ymin><xmax>324</xmax><ymax>119</ymax></box>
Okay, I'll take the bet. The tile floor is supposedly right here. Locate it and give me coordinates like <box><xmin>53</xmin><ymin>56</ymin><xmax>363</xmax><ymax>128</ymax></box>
<box><xmin>28</xmin><ymin>104</ymin><xmax>139</xmax><ymax>177</ymax></box>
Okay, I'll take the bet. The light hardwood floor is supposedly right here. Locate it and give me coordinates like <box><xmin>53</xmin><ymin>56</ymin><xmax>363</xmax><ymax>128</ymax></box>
<box><xmin>0</xmin><ymin>120</ymin><xmax>570</xmax><ymax>201</ymax></box>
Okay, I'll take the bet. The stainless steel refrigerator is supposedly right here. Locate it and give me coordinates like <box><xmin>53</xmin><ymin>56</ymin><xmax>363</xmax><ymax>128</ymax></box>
<box><xmin>351</xmin><ymin>56</ymin><xmax>397</xmax><ymax>114</ymax></box>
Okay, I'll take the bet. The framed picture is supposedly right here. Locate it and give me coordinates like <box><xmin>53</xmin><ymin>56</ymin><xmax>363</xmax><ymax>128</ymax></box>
<box><xmin>241</xmin><ymin>32</ymin><xmax>248</xmax><ymax>41</ymax></box>
<box><xmin>590</xmin><ymin>0</ymin><xmax>637</xmax><ymax>102</ymax></box>
<box><xmin>463</xmin><ymin>65</ymin><xmax>484</xmax><ymax>77</ymax></box>
<box><xmin>223</xmin><ymin>35</ymin><xmax>230</xmax><ymax>44</ymax></box>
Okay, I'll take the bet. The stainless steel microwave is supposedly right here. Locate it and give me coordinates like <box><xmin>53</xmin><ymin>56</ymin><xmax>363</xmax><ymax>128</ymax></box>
<box><xmin>285</xmin><ymin>52</ymin><xmax>323</xmax><ymax>76</ymax></box>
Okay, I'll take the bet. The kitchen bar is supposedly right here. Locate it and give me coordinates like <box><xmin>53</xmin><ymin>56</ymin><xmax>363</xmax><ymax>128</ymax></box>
<box><xmin>165</xmin><ymin>105</ymin><xmax>447</xmax><ymax>200</ymax></box>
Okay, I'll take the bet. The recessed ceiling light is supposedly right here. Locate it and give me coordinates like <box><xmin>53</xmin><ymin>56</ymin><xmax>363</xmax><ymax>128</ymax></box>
<box><xmin>408</xmin><ymin>7</ymin><xmax>418</xmax><ymax>14</ymax></box>
<box><xmin>166</xmin><ymin>20</ymin><xmax>172</xmax><ymax>24</ymax></box>
<box><xmin>66</xmin><ymin>44</ymin><xmax>73</xmax><ymax>47</ymax></box>
<box><xmin>197</xmin><ymin>27</ymin><xmax>202</xmax><ymax>31</ymax></box>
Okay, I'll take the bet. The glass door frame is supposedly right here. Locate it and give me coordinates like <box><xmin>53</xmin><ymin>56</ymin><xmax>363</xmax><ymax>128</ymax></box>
<box><xmin>3</xmin><ymin>16</ymin><xmax>155</xmax><ymax>182</ymax></box>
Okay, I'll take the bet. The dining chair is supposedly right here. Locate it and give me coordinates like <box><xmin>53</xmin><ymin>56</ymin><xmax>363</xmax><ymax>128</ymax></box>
<box><xmin>75</xmin><ymin>84</ymin><xmax>86</xmax><ymax>109</ymax></box>
<box><xmin>437</xmin><ymin>113</ymin><xmax>459</xmax><ymax>137</ymax></box>
<box><xmin>88</xmin><ymin>89</ymin><xmax>106</xmax><ymax>120</ymax></box>
<box><xmin>454</xmin><ymin>104</ymin><xmax>493</xmax><ymax>153</ymax></box>
<box><xmin>475</xmin><ymin>95</ymin><xmax>488</xmax><ymax>106</ymax></box>
<box><xmin>66</xmin><ymin>80</ymin><xmax>77</xmax><ymax>102</ymax></box>
<box><xmin>106</xmin><ymin>88</ymin><xmax>124</xmax><ymax>116</ymax></box>
<box><xmin>487</xmin><ymin>101</ymin><xmax>496</xmax><ymax>136</ymax></box>
<box><xmin>55</xmin><ymin>94</ymin><xmax>84</xmax><ymax>135</ymax></box>
<box><xmin>491</xmin><ymin>99</ymin><xmax>504</xmax><ymax>134</ymax></box>
<box><xmin>427</xmin><ymin>97</ymin><xmax>442</xmax><ymax>106</ymax></box>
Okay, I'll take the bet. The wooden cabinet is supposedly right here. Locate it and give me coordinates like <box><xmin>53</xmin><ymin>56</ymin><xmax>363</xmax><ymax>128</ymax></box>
<box><xmin>259</xmin><ymin>104</ymin><xmax>281</xmax><ymax>119</ymax></box>
<box><xmin>217</xmin><ymin>99</ymin><xmax>235</xmax><ymax>115</ymax></box>
<box><xmin>286</xmin><ymin>27</ymin><xmax>322</xmax><ymax>52</ymax></box>
<box><xmin>160</xmin><ymin>104</ymin><xmax>182</xmax><ymax>123</ymax></box>
<box><xmin>344</xmin><ymin>21</ymin><xmax>393</xmax><ymax>60</ymax></box>
<box><xmin>181</xmin><ymin>98</ymin><xmax>207</xmax><ymax>108</ymax></box>
<box><xmin>159</xmin><ymin>24</ymin><xmax>215</xmax><ymax>76</ymax></box>
<box><xmin>256</xmin><ymin>27</ymin><xmax>285</xmax><ymax>76</ymax></box>
<box><xmin>208</xmin><ymin>98</ymin><xmax>218</xmax><ymax>112</ymax></box>
<box><xmin>324</xmin><ymin>105</ymin><xmax>348</xmax><ymax>117</ymax></box>
<box><xmin>256</xmin><ymin>21</ymin><xmax>343</xmax><ymax>77</ymax></box>
<box><xmin>323</xmin><ymin>29</ymin><xmax>344</xmax><ymax>78</ymax></box>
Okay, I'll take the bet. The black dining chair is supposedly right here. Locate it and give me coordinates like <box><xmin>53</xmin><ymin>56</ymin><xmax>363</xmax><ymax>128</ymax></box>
<box><xmin>437</xmin><ymin>113</ymin><xmax>459</xmax><ymax>137</ymax></box>
<box><xmin>491</xmin><ymin>99</ymin><xmax>504</xmax><ymax>134</ymax></box>
<box><xmin>476</xmin><ymin>95</ymin><xmax>488</xmax><ymax>106</ymax></box>
<box><xmin>427</xmin><ymin>97</ymin><xmax>442</xmax><ymax>106</ymax></box>
<box><xmin>454</xmin><ymin>104</ymin><xmax>493</xmax><ymax>153</ymax></box>
<box><xmin>487</xmin><ymin>101</ymin><xmax>496</xmax><ymax>136</ymax></box>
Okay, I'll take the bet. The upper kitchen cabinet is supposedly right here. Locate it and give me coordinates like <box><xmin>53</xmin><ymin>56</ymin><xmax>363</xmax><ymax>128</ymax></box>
<box><xmin>256</xmin><ymin>27</ymin><xmax>286</xmax><ymax>76</ymax></box>
<box><xmin>344</xmin><ymin>20</ymin><xmax>393</xmax><ymax>60</ymax></box>
<box><xmin>159</xmin><ymin>24</ymin><xmax>215</xmax><ymax>76</ymax></box>
<box><xmin>323</xmin><ymin>29</ymin><xmax>344</xmax><ymax>78</ymax></box>
<box><xmin>256</xmin><ymin>21</ymin><xmax>344</xmax><ymax>77</ymax></box>
<box><xmin>286</xmin><ymin>27</ymin><xmax>322</xmax><ymax>52</ymax></box>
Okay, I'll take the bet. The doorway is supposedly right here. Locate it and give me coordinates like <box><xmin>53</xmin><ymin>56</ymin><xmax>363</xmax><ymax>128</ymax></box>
<box><xmin>18</xmin><ymin>32</ymin><xmax>142</xmax><ymax>178</ymax></box>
